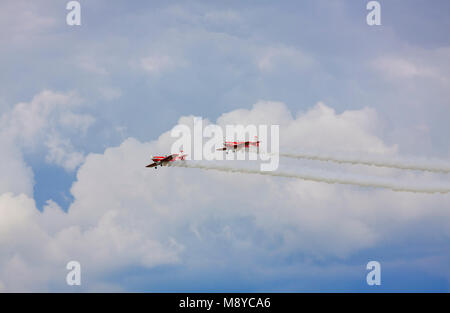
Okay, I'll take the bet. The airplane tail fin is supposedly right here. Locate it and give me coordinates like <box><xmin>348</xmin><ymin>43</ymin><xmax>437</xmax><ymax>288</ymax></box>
<box><xmin>179</xmin><ymin>149</ymin><xmax>187</xmax><ymax>160</ymax></box>
<box><xmin>256</xmin><ymin>136</ymin><xmax>260</xmax><ymax>154</ymax></box>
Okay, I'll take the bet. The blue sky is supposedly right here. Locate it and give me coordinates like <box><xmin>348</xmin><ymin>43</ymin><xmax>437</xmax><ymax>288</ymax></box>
<box><xmin>0</xmin><ymin>0</ymin><xmax>449</xmax><ymax>292</ymax></box>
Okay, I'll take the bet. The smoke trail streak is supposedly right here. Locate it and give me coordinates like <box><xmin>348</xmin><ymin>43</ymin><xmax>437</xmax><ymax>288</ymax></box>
<box><xmin>279</xmin><ymin>152</ymin><xmax>450</xmax><ymax>174</ymax></box>
<box><xmin>171</xmin><ymin>162</ymin><xmax>450</xmax><ymax>194</ymax></box>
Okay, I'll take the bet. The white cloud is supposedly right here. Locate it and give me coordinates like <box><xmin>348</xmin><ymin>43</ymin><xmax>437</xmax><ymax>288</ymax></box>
<box><xmin>0</xmin><ymin>191</ymin><xmax>181</xmax><ymax>291</ymax></box>
<box><xmin>45</xmin><ymin>134</ymin><xmax>85</xmax><ymax>172</ymax></box>
<box><xmin>1</xmin><ymin>100</ymin><xmax>449</xmax><ymax>291</ymax></box>
<box><xmin>373</xmin><ymin>57</ymin><xmax>438</xmax><ymax>79</ymax></box>
<box><xmin>0</xmin><ymin>136</ymin><xmax>34</xmax><ymax>196</ymax></box>
<box><xmin>372</xmin><ymin>48</ymin><xmax>450</xmax><ymax>84</ymax></box>
<box><xmin>218</xmin><ymin>100</ymin><xmax>392</xmax><ymax>154</ymax></box>
<box><xmin>0</xmin><ymin>90</ymin><xmax>95</xmax><ymax>171</ymax></box>
<box><xmin>1</xmin><ymin>90</ymin><xmax>80</xmax><ymax>144</ymax></box>
<box><xmin>0</xmin><ymin>89</ymin><xmax>94</xmax><ymax>202</ymax></box>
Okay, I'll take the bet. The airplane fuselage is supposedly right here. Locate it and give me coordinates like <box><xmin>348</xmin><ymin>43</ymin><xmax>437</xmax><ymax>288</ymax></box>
<box><xmin>146</xmin><ymin>153</ymin><xmax>187</xmax><ymax>168</ymax></box>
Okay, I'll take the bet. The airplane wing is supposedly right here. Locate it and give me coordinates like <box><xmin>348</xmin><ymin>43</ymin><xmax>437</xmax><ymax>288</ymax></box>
<box><xmin>145</xmin><ymin>162</ymin><xmax>157</xmax><ymax>168</ymax></box>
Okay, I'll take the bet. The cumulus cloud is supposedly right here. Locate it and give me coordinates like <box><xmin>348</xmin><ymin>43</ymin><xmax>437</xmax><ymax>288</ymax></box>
<box><xmin>218</xmin><ymin>100</ymin><xmax>392</xmax><ymax>154</ymax></box>
<box><xmin>0</xmin><ymin>90</ymin><xmax>95</xmax><ymax>172</ymax></box>
<box><xmin>58</xmin><ymin>112</ymin><xmax>95</xmax><ymax>135</ymax></box>
<box><xmin>1</xmin><ymin>100</ymin><xmax>449</xmax><ymax>291</ymax></box>
<box><xmin>44</xmin><ymin>134</ymin><xmax>85</xmax><ymax>172</ymax></box>
<box><xmin>0</xmin><ymin>0</ymin><xmax>449</xmax><ymax>292</ymax></box>
<box><xmin>0</xmin><ymin>190</ymin><xmax>181</xmax><ymax>292</ymax></box>
<box><xmin>372</xmin><ymin>48</ymin><xmax>450</xmax><ymax>84</ymax></box>
<box><xmin>1</xmin><ymin>90</ymin><xmax>80</xmax><ymax>143</ymax></box>
<box><xmin>0</xmin><ymin>136</ymin><xmax>33</xmax><ymax>196</ymax></box>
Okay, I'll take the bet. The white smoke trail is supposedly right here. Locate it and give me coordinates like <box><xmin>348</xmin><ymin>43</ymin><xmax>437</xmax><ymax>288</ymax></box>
<box><xmin>279</xmin><ymin>152</ymin><xmax>450</xmax><ymax>174</ymax></box>
<box><xmin>171</xmin><ymin>162</ymin><xmax>450</xmax><ymax>194</ymax></box>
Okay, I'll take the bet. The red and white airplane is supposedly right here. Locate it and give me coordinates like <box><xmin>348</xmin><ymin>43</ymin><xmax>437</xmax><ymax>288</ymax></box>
<box><xmin>145</xmin><ymin>150</ymin><xmax>187</xmax><ymax>169</ymax></box>
<box><xmin>216</xmin><ymin>136</ymin><xmax>260</xmax><ymax>153</ymax></box>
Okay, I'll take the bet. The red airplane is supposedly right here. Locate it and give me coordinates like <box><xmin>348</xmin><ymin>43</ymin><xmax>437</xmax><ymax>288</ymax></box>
<box><xmin>145</xmin><ymin>150</ymin><xmax>187</xmax><ymax>169</ymax></box>
<box><xmin>216</xmin><ymin>136</ymin><xmax>260</xmax><ymax>153</ymax></box>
